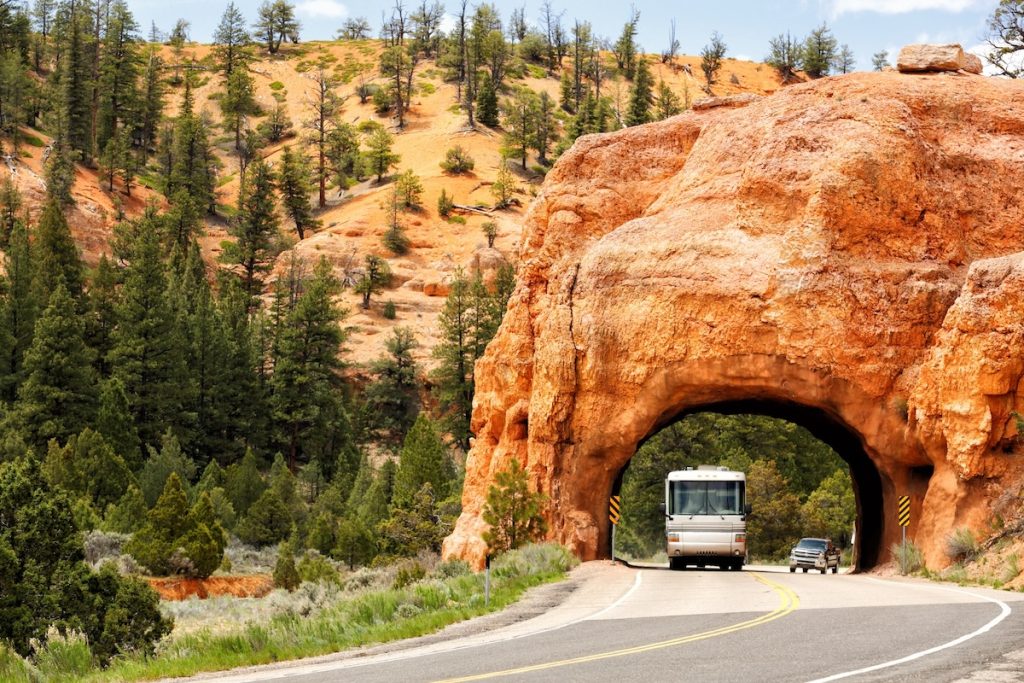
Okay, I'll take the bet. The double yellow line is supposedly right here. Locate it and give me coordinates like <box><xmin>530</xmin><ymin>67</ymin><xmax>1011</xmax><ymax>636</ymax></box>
<box><xmin>436</xmin><ymin>572</ymin><xmax>800</xmax><ymax>682</ymax></box>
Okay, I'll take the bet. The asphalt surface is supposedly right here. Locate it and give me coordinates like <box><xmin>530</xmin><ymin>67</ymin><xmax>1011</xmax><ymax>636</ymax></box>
<box><xmin>183</xmin><ymin>564</ymin><xmax>1024</xmax><ymax>683</ymax></box>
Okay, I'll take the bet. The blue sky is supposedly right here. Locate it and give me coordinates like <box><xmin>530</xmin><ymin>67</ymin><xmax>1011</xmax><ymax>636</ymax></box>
<box><xmin>130</xmin><ymin>0</ymin><xmax>999</xmax><ymax>72</ymax></box>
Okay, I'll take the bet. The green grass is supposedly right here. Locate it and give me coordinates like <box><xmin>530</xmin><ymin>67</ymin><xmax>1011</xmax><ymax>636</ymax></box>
<box><xmin>21</xmin><ymin>133</ymin><xmax>45</xmax><ymax>148</ymax></box>
<box><xmin>418</xmin><ymin>82</ymin><xmax>437</xmax><ymax>96</ymax></box>
<box><xmin>65</xmin><ymin>544</ymin><xmax>575</xmax><ymax>682</ymax></box>
<box><xmin>269</xmin><ymin>81</ymin><xmax>285</xmax><ymax>91</ymax></box>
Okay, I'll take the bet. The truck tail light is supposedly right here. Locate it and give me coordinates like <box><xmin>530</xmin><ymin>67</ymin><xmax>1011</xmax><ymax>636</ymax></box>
<box><xmin>734</xmin><ymin>533</ymin><xmax>745</xmax><ymax>543</ymax></box>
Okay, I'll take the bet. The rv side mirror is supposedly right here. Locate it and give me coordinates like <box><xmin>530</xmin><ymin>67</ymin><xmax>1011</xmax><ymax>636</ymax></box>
<box><xmin>744</xmin><ymin>503</ymin><xmax>752</xmax><ymax>516</ymax></box>
<box><xmin>658</xmin><ymin>502</ymin><xmax>666</xmax><ymax>515</ymax></box>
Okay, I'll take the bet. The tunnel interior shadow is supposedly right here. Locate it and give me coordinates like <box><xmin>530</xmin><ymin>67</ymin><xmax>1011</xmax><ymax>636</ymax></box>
<box><xmin>621</xmin><ymin>398</ymin><xmax>884</xmax><ymax>571</ymax></box>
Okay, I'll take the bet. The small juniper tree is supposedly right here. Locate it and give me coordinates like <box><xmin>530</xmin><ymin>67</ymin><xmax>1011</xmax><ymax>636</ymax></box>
<box><xmin>440</xmin><ymin>145</ymin><xmax>475</xmax><ymax>174</ymax></box>
<box><xmin>700</xmin><ymin>32</ymin><xmax>727</xmax><ymax>93</ymax></box>
<box><xmin>482</xmin><ymin>458</ymin><xmax>548</xmax><ymax>554</ymax></box>
<box><xmin>481</xmin><ymin>221</ymin><xmax>497</xmax><ymax>248</ymax></box>
<box><xmin>355</xmin><ymin>253</ymin><xmax>391</xmax><ymax>309</ymax></box>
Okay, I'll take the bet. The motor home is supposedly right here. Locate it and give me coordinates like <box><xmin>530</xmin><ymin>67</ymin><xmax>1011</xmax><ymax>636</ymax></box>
<box><xmin>662</xmin><ymin>466</ymin><xmax>750</xmax><ymax>570</ymax></box>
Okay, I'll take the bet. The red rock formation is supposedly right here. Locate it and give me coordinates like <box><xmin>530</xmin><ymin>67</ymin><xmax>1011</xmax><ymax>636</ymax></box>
<box><xmin>443</xmin><ymin>71</ymin><xmax>1024</xmax><ymax>571</ymax></box>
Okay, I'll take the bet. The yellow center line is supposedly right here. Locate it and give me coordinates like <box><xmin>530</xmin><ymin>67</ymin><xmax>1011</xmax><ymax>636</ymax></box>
<box><xmin>435</xmin><ymin>572</ymin><xmax>800</xmax><ymax>683</ymax></box>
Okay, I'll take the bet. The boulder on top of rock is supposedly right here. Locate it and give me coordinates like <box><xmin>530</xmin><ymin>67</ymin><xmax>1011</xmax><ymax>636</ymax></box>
<box><xmin>898</xmin><ymin>43</ymin><xmax>982</xmax><ymax>74</ymax></box>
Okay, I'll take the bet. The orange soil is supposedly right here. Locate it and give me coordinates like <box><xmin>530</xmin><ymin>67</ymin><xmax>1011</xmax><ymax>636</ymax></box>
<box><xmin>147</xmin><ymin>574</ymin><xmax>274</xmax><ymax>600</ymax></box>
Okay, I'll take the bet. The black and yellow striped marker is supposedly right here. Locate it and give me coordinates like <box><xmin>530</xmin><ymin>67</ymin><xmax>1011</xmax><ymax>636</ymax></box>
<box><xmin>609</xmin><ymin>495</ymin><xmax>621</xmax><ymax>525</ymax></box>
<box><xmin>898</xmin><ymin>495</ymin><xmax>910</xmax><ymax>527</ymax></box>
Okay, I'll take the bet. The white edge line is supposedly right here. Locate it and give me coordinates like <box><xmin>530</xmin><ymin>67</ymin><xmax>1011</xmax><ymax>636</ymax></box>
<box><xmin>805</xmin><ymin>578</ymin><xmax>1012</xmax><ymax>683</ymax></box>
<box><xmin>203</xmin><ymin>569</ymin><xmax>647</xmax><ymax>681</ymax></box>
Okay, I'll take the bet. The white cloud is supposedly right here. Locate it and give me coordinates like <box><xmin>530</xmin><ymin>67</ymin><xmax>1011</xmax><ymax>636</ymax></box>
<box><xmin>439</xmin><ymin>13</ymin><xmax>456</xmax><ymax>35</ymax></box>
<box><xmin>296</xmin><ymin>0</ymin><xmax>348</xmax><ymax>19</ymax></box>
<box><xmin>833</xmin><ymin>0</ymin><xmax>984</xmax><ymax>15</ymax></box>
<box><xmin>967</xmin><ymin>41</ymin><xmax>1024</xmax><ymax>77</ymax></box>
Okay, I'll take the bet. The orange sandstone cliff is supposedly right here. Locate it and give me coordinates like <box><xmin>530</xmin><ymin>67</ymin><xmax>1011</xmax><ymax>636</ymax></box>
<box><xmin>443</xmin><ymin>70</ymin><xmax>1024</xmax><ymax>571</ymax></box>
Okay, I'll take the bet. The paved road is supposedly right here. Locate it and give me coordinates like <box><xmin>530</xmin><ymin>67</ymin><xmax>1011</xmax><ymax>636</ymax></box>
<box><xmin>189</xmin><ymin>564</ymin><xmax>1024</xmax><ymax>683</ymax></box>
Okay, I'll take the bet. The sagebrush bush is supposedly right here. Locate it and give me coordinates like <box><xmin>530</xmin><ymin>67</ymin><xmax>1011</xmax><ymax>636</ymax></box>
<box><xmin>433</xmin><ymin>559</ymin><xmax>471</xmax><ymax>579</ymax></box>
<box><xmin>382</xmin><ymin>300</ymin><xmax>397</xmax><ymax>319</ymax></box>
<box><xmin>84</xmin><ymin>529</ymin><xmax>130</xmax><ymax>566</ymax></box>
<box><xmin>31</xmin><ymin>628</ymin><xmax>94</xmax><ymax>679</ymax></box>
<box><xmin>0</xmin><ymin>643</ymin><xmax>35</xmax><ymax>682</ymax></box>
<box><xmin>891</xmin><ymin>540</ymin><xmax>923</xmax><ymax>575</ymax></box>
<box><xmin>392</xmin><ymin>561</ymin><xmax>426</xmax><ymax>589</ymax></box>
<box><xmin>492</xmin><ymin>543</ymin><xmax>577</xmax><ymax>579</ymax></box>
<box><xmin>946</xmin><ymin>527</ymin><xmax>979</xmax><ymax>562</ymax></box>
<box><xmin>297</xmin><ymin>550</ymin><xmax>343</xmax><ymax>586</ymax></box>
<box><xmin>439</xmin><ymin>146</ymin><xmax>475</xmax><ymax>174</ymax></box>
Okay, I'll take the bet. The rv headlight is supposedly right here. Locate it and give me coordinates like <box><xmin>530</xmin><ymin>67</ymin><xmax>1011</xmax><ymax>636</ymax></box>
<box><xmin>734</xmin><ymin>533</ymin><xmax>746</xmax><ymax>543</ymax></box>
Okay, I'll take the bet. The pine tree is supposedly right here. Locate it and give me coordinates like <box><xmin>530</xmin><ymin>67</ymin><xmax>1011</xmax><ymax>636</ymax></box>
<box><xmin>137</xmin><ymin>46</ymin><xmax>164</xmax><ymax>162</ymax></box>
<box><xmin>34</xmin><ymin>199</ymin><xmax>84</xmax><ymax>303</ymax></box>
<box><xmin>833</xmin><ymin>44</ymin><xmax>856</xmax><ymax>74</ymax></box>
<box><xmin>278</xmin><ymin>145</ymin><xmax>319</xmax><ymax>239</ymax></box>
<box><xmin>532</xmin><ymin>91</ymin><xmax>556</xmax><ymax>166</ymax></box>
<box><xmin>803</xmin><ymin>23</ymin><xmax>838</xmax><ymax>79</ymax></box>
<box><xmin>225</xmin><ymin>447</ymin><xmax>267</xmax><ymax>517</ymax></box>
<box><xmin>476</xmin><ymin>75</ymin><xmax>499</xmax><ymax>127</ymax></box>
<box><xmin>43</xmin><ymin>138</ymin><xmax>77</xmax><ymax>207</ymax></box>
<box><xmin>654</xmin><ymin>80</ymin><xmax>682</xmax><ymax>120</ymax></box>
<box><xmin>871</xmin><ymin>50</ymin><xmax>890</xmax><ymax>72</ymax></box>
<box><xmin>381</xmin><ymin>186</ymin><xmax>409</xmax><ymax>254</ymax></box>
<box><xmin>167</xmin><ymin>95</ymin><xmax>217</xmax><ymax>213</ymax></box>
<box><xmin>379</xmin><ymin>482</ymin><xmax>451</xmax><ymax>556</ymax></box>
<box><xmin>354</xmin><ymin>253</ymin><xmax>391</xmax><ymax>310</ymax></box>
<box><xmin>700</xmin><ymin>31</ymin><xmax>728</xmax><ymax>93</ymax></box>
<box><xmin>60</xmin><ymin>1</ymin><xmax>93</xmax><ymax>158</ymax></box>
<box><xmin>612</xmin><ymin>8</ymin><xmax>640</xmax><ymax>79</ymax></box>
<box><xmin>361</xmin><ymin>327</ymin><xmax>417</xmax><ymax>443</ymax></box>
<box><xmin>96</xmin><ymin>1</ymin><xmax>141</xmax><ymax>155</ymax></box>
<box><xmin>482</xmin><ymin>458</ymin><xmax>548</xmax><ymax>553</ymax></box>
<box><xmin>96</xmin><ymin>378</ymin><xmax>141</xmax><ymax>470</ymax></box>
<box><xmin>431</xmin><ymin>272</ymin><xmax>474</xmax><ymax>449</ymax></box>
<box><xmin>767</xmin><ymin>32</ymin><xmax>804</xmax><ymax>83</ymax></box>
<box><xmin>102</xmin><ymin>482</ymin><xmax>147</xmax><ymax>533</ymax></box>
<box><xmin>107</xmin><ymin>220</ymin><xmax>189</xmax><ymax>453</ymax></box>
<box><xmin>236</xmin><ymin>487</ymin><xmax>291</xmax><ymax>546</ymax></box>
<box><xmin>213</xmin><ymin>2</ymin><xmax>251</xmax><ymax>77</ymax></box>
<box><xmin>0</xmin><ymin>178</ymin><xmax>21</xmax><ymax>248</ymax></box>
<box><xmin>221</xmin><ymin>65</ymin><xmax>259</xmax><ymax>153</ymax></box>
<box><xmin>15</xmin><ymin>284</ymin><xmax>96</xmax><ymax>450</ymax></box>
<box><xmin>364</xmin><ymin>125</ymin><xmax>399</xmax><ymax>182</ymax></box>
<box><xmin>0</xmin><ymin>222</ymin><xmax>37</xmax><ymax>401</ymax></box>
<box><xmin>501</xmin><ymin>86</ymin><xmax>538</xmax><ymax>169</ymax></box>
<box><xmin>394</xmin><ymin>169</ymin><xmax>423</xmax><ymax>210</ymax></box>
<box><xmin>306</xmin><ymin>63</ymin><xmax>342</xmax><ymax>208</ymax></box>
<box><xmin>222</xmin><ymin>158</ymin><xmax>278</xmax><ymax>303</ymax></box>
<box><xmin>137</xmin><ymin>430</ymin><xmax>196</xmax><ymax>507</ymax></box>
<box><xmin>270</xmin><ymin>257</ymin><xmax>346</xmax><ymax>468</ymax></box>
<box><xmin>626</xmin><ymin>59</ymin><xmax>654</xmax><ymax>127</ymax></box>
<box><xmin>126</xmin><ymin>471</ymin><xmax>189</xmax><ymax>574</ymax></box>
<box><xmin>182</xmin><ymin>491</ymin><xmax>226</xmax><ymax>577</ymax></box>
<box><xmin>393</xmin><ymin>414</ymin><xmax>452</xmax><ymax>507</ymax></box>
<box><xmin>273</xmin><ymin>537</ymin><xmax>300</xmax><ymax>589</ymax></box>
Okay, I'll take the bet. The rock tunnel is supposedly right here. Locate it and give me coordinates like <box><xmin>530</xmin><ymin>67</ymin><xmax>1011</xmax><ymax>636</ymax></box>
<box><xmin>442</xmin><ymin>72</ymin><xmax>1024</xmax><ymax>571</ymax></box>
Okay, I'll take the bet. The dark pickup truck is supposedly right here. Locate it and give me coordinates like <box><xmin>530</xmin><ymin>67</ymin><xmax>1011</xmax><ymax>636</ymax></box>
<box><xmin>789</xmin><ymin>537</ymin><xmax>841</xmax><ymax>574</ymax></box>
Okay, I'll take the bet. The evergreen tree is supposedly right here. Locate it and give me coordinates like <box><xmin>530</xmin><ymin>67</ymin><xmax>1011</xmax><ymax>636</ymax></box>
<box><xmin>833</xmin><ymin>44</ymin><xmax>856</xmax><ymax>74</ymax></box>
<box><xmin>273</xmin><ymin>537</ymin><xmax>300</xmax><ymax>589</ymax></box>
<box><xmin>305</xmin><ymin>62</ymin><xmax>342</xmax><ymax>208</ymax></box>
<box><xmin>700</xmin><ymin>31</ymin><xmax>728</xmax><ymax>93</ymax></box>
<box><xmin>802</xmin><ymin>468</ymin><xmax>856</xmax><ymax>547</ymax></box>
<box><xmin>361</xmin><ymin>327</ymin><xmax>418</xmax><ymax>443</ymax></box>
<box><xmin>746</xmin><ymin>458</ymin><xmax>803</xmax><ymax>558</ymax></box>
<box><xmin>431</xmin><ymin>272</ymin><xmax>474</xmax><ymax>449</ymax></box>
<box><xmin>379</xmin><ymin>482</ymin><xmax>451</xmax><ymax>556</ymax></box>
<box><xmin>236</xmin><ymin>487</ymin><xmax>291</xmax><ymax>546</ymax></box>
<box><xmin>102</xmin><ymin>482</ymin><xmax>147</xmax><ymax>533</ymax></box>
<box><xmin>393</xmin><ymin>414</ymin><xmax>452</xmax><ymax>507</ymax></box>
<box><xmin>167</xmin><ymin>87</ymin><xmax>217</xmax><ymax>213</ymax></box>
<box><xmin>0</xmin><ymin>178</ymin><xmax>20</xmax><ymax>248</ymax></box>
<box><xmin>255</xmin><ymin>0</ymin><xmax>300</xmax><ymax>54</ymax></box>
<box><xmin>86</xmin><ymin>256</ymin><xmax>120</xmax><ymax>375</ymax></box>
<box><xmin>213</xmin><ymin>2</ymin><xmax>251</xmax><ymax>77</ymax></box>
<box><xmin>34</xmin><ymin>199</ymin><xmax>84</xmax><ymax>303</ymax></box>
<box><xmin>325</xmin><ymin>122</ymin><xmax>361</xmax><ymax>192</ymax></box>
<box><xmin>126</xmin><ymin>471</ymin><xmax>188</xmax><ymax>574</ymax></box>
<box><xmin>803</xmin><ymin>23</ymin><xmax>838</xmax><ymax>79</ymax></box>
<box><xmin>532</xmin><ymin>91</ymin><xmax>556</xmax><ymax>166</ymax></box>
<box><xmin>625</xmin><ymin>58</ymin><xmax>654</xmax><ymax>127</ymax></box>
<box><xmin>394</xmin><ymin>169</ymin><xmax>423</xmax><ymax>210</ymax></box>
<box><xmin>278</xmin><ymin>145</ymin><xmax>319</xmax><ymax>239</ymax></box>
<box><xmin>481</xmin><ymin>458</ymin><xmax>548</xmax><ymax>554</ymax></box>
<box><xmin>501</xmin><ymin>86</ymin><xmax>538</xmax><ymax>169</ymax></box>
<box><xmin>270</xmin><ymin>257</ymin><xmax>346</xmax><ymax>468</ymax></box>
<box><xmin>871</xmin><ymin>50</ymin><xmax>890</xmax><ymax>71</ymax></box>
<box><xmin>15</xmin><ymin>284</ymin><xmax>96</xmax><ymax>450</ymax></box>
<box><xmin>332</xmin><ymin>516</ymin><xmax>375</xmax><ymax>568</ymax></box>
<box><xmin>364</xmin><ymin>125</ymin><xmax>399</xmax><ymax>182</ymax></box>
<box><xmin>41</xmin><ymin>428</ymin><xmax>131</xmax><ymax>510</ymax></box>
<box><xmin>222</xmin><ymin>158</ymin><xmax>278</xmax><ymax>302</ymax></box>
<box><xmin>224</xmin><ymin>447</ymin><xmax>267</xmax><ymax>517</ymax></box>
<box><xmin>107</xmin><ymin>222</ymin><xmax>189</xmax><ymax>454</ymax></box>
<box><xmin>137</xmin><ymin>46</ymin><xmax>165</xmax><ymax>162</ymax></box>
<box><xmin>381</xmin><ymin>187</ymin><xmax>409</xmax><ymax>255</ymax></box>
<box><xmin>96</xmin><ymin>378</ymin><xmax>141</xmax><ymax>470</ymax></box>
<box><xmin>0</xmin><ymin>456</ymin><xmax>171</xmax><ymax>658</ymax></box>
<box><xmin>220</xmin><ymin>64</ymin><xmax>259</xmax><ymax>153</ymax></box>
<box><xmin>43</xmin><ymin>138</ymin><xmax>77</xmax><ymax>207</ymax></box>
<box><xmin>181</xmin><ymin>491</ymin><xmax>226</xmax><ymax>577</ymax></box>
<box><xmin>767</xmin><ymin>32</ymin><xmax>804</xmax><ymax>83</ymax></box>
<box><xmin>354</xmin><ymin>253</ymin><xmax>390</xmax><ymax>310</ymax></box>
<box><xmin>96</xmin><ymin>1</ymin><xmax>141</xmax><ymax>155</ymax></box>
<box><xmin>137</xmin><ymin>430</ymin><xmax>196</xmax><ymax>507</ymax></box>
<box><xmin>654</xmin><ymin>80</ymin><xmax>682</xmax><ymax>120</ymax></box>
<box><xmin>0</xmin><ymin>222</ymin><xmax>37</xmax><ymax>402</ymax></box>
<box><xmin>60</xmin><ymin>1</ymin><xmax>93</xmax><ymax>157</ymax></box>
<box><xmin>476</xmin><ymin>75</ymin><xmax>499</xmax><ymax>127</ymax></box>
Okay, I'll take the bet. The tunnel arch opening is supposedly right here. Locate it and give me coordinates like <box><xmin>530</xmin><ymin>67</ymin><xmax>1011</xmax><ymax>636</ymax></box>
<box><xmin>612</xmin><ymin>398</ymin><xmax>889</xmax><ymax>571</ymax></box>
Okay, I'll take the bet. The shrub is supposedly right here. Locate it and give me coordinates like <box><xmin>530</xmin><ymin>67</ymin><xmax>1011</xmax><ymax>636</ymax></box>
<box><xmin>274</xmin><ymin>542</ymin><xmax>301</xmax><ymax>592</ymax></box>
<box><xmin>392</xmin><ymin>561</ymin><xmax>426</xmax><ymax>589</ymax></box>
<box><xmin>946</xmin><ymin>527</ymin><xmax>979</xmax><ymax>562</ymax></box>
<box><xmin>432</xmin><ymin>559</ymin><xmax>471</xmax><ymax>579</ymax></box>
<box><xmin>440</xmin><ymin>146</ymin><xmax>475</xmax><ymax>174</ymax></box>
<box><xmin>1003</xmin><ymin>553</ymin><xmax>1021</xmax><ymax>584</ymax></box>
<box><xmin>237</xmin><ymin>488</ymin><xmax>292</xmax><ymax>548</ymax></box>
<box><xmin>83</xmin><ymin>529</ymin><xmax>130</xmax><ymax>567</ymax></box>
<box><xmin>297</xmin><ymin>550</ymin><xmax>343</xmax><ymax>586</ymax></box>
<box><xmin>491</xmin><ymin>543</ymin><xmax>577</xmax><ymax>579</ymax></box>
<box><xmin>382</xmin><ymin>300</ymin><xmax>397</xmax><ymax>319</ymax></box>
<box><xmin>891</xmin><ymin>540</ymin><xmax>923</xmax><ymax>575</ymax></box>
<box><xmin>0</xmin><ymin>643</ymin><xmax>35</xmax><ymax>682</ymax></box>
<box><xmin>31</xmin><ymin>628</ymin><xmax>94</xmax><ymax>679</ymax></box>
<box><xmin>437</xmin><ymin>188</ymin><xmax>454</xmax><ymax>217</ymax></box>
<box><xmin>395</xmin><ymin>169</ymin><xmax>424</xmax><ymax>210</ymax></box>
<box><xmin>481</xmin><ymin>221</ymin><xmax>498</xmax><ymax>248</ymax></box>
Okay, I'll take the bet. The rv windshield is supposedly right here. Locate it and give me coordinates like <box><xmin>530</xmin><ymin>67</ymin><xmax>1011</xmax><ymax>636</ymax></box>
<box><xmin>670</xmin><ymin>481</ymin><xmax>745</xmax><ymax>516</ymax></box>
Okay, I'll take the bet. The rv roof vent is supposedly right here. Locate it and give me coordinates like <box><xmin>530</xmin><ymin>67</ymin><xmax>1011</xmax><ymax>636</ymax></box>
<box><xmin>697</xmin><ymin>465</ymin><xmax>718</xmax><ymax>471</ymax></box>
